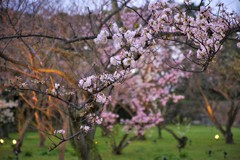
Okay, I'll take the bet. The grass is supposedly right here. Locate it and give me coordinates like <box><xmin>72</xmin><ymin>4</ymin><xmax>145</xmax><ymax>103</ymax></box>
<box><xmin>0</xmin><ymin>125</ymin><xmax>240</xmax><ymax>160</ymax></box>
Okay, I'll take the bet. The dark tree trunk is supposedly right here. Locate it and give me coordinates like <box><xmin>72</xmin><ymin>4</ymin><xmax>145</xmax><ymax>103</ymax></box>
<box><xmin>112</xmin><ymin>133</ymin><xmax>128</xmax><ymax>155</ymax></box>
<box><xmin>70</xmin><ymin>127</ymin><xmax>101</xmax><ymax>160</ymax></box>
<box><xmin>224</xmin><ymin>131</ymin><xmax>233</xmax><ymax>144</ymax></box>
<box><xmin>39</xmin><ymin>131</ymin><xmax>46</xmax><ymax>147</ymax></box>
<box><xmin>157</xmin><ymin>124</ymin><xmax>162</xmax><ymax>139</ymax></box>
<box><xmin>224</xmin><ymin>102</ymin><xmax>239</xmax><ymax>144</ymax></box>
<box><xmin>113</xmin><ymin>149</ymin><xmax>122</xmax><ymax>155</ymax></box>
<box><xmin>164</xmin><ymin>127</ymin><xmax>188</xmax><ymax>151</ymax></box>
<box><xmin>69</xmin><ymin>111</ymin><xmax>101</xmax><ymax>160</ymax></box>
<box><xmin>0</xmin><ymin>124</ymin><xmax>9</xmax><ymax>138</ymax></box>
<box><xmin>35</xmin><ymin>108</ymin><xmax>46</xmax><ymax>147</ymax></box>
<box><xmin>58</xmin><ymin>113</ymin><xmax>69</xmax><ymax>160</ymax></box>
<box><xmin>14</xmin><ymin>109</ymin><xmax>35</xmax><ymax>154</ymax></box>
<box><xmin>111</xmin><ymin>133</ymin><xmax>137</xmax><ymax>155</ymax></box>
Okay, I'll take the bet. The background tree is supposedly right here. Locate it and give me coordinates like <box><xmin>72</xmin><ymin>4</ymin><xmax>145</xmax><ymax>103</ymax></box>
<box><xmin>194</xmin><ymin>40</ymin><xmax>240</xmax><ymax>144</ymax></box>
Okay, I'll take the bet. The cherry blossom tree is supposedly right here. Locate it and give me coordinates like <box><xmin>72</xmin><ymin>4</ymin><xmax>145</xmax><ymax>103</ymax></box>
<box><xmin>98</xmin><ymin>46</ymin><xmax>189</xmax><ymax>154</ymax></box>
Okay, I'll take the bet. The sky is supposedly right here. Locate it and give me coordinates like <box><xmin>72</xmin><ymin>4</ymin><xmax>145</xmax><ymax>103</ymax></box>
<box><xmin>62</xmin><ymin>0</ymin><xmax>240</xmax><ymax>14</ymax></box>
<box><xmin>175</xmin><ymin>0</ymin><xmax>240</xmax><ymax>13</ymax></box>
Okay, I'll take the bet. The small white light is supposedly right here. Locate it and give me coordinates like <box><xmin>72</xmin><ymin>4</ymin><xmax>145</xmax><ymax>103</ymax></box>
<box><xmin>12</xmin><ymin>139</ymin><xmax>17</xmax><ymax>145</ymax></box>
<box><xmin>214</xmin><ymin>134</ymin><xmax>220</xmax><ymax>140</ymax></box>
<box><xmin>0</xmin><ymin>139</ymin><xmax>4</xmax><ymax>144</ymax></box>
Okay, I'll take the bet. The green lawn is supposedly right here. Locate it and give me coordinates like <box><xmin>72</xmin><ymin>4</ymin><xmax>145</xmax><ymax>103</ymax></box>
<box><xmin>0</xmin><ymin>125</ymin><xmax>240</xmax><ymax>160</ymax></box>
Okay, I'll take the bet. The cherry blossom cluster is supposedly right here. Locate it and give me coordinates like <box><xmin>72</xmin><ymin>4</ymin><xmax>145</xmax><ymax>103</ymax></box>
<box><xmin>45</xmin><ymin>83</ymin><xmax>74</xmax><ymax>96</ymax></box>
<box><xmin>94</xmin><ymin>1</ymin><xmax>239</xmax><ymax>74</ymax></box>
<box><xmin>53</xmin><ymin>129</ymin><xmax>66</xmax><ymax>135</ymax></box>
<box><xmin>95</xmin><ymin>22</ymin><xmax>148</xmax><ymax>69</ymax></box>
<box><xmin>148</xmin><ymin>1</ymin><xmax>238</xmax><ymax>60</ymax></box>
<box><xmin>237</xmin><ymin>42</ymin><xmax>240</xmax><ymax>48</ymax></box>
<box><xmin>94</xmin><ymin>30</ymin><xmax>109</xmax><ymax>45</ymax></box>
<box><xmin>78</xmin><ymin>70</ymin><xmax>126</xmax><ymax>93</ymax></box>
<box><xmin>100</xmin><ymin>111</ymin><xmax>119</xmax><ymax>131</ymax></box>
<box><xmin>78</xmin><ymin>70</ymin><xmax>127</xmax><ymax>104</ymax></box>
<box><xmin>10</xmin><ymin>78</ymin><xmax>75</xmax><ymax>97</ymax></box>
<box><xmin>80</xmin><ymin>125</ymin><xmax>91</xmax><ymax>133</ymax></box>
<box><xmin>0</xmin><ymin>108</ymin><xmax>15</xmax><ymax>124</ymax></box>
<box><xmin>99</xmin><ymin>98</ymin><xmax>119</xmax><ymax>131</ymax></box>
<box><xmin>122</xmin><ymin>111</ymin><xmax>163</xmax><ymax>136</ymax></box>
<box><xmin>87</xmin><ymin>113</ymin><xmax>103</xmax><ymax>125</ymax></box>
<box><xmin>95</xmin><ymin>92</ymin><xmax>107</xmax><ymax>104</ymax></box>
<box><xmin>0</xmin><ymin>99</ymin><xmax>18</xmax><ymax>124</ymax></box>
<box><xmin>46</xmin><ymin>83</ymin><xmax>61</xmax><ymax>95</ymax></box>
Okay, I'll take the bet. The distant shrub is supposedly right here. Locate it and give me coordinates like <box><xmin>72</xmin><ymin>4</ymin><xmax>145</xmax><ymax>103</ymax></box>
<box><xmin>41</xmin><ymin>151</ymin><xmax>48</xmax><ymax>155</ymax></box>
<box><xmin>24</xmin><ymin>151</ymin><xmax>32</xmax><ymax>157</ymax></box>
<box><xmin>179</xmin><ymin>152</ymin><xmax>188</xmax><ymax>158</ymax></box>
